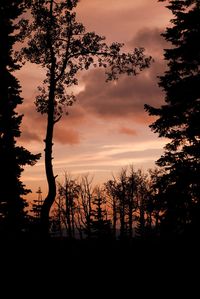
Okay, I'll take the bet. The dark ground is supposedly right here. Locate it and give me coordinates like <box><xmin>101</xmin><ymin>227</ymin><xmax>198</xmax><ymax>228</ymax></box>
<box><xmin>1</xmin><ymin>237</ymin><xmax>199</xmax><ymax>296</ymax></box>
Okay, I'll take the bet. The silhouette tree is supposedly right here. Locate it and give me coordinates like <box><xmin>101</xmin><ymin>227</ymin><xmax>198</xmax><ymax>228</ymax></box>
<box><xmin>29</xmin><ymin>187</ymin><xmax>43</xmax><ymax>236</ymax></box>
<box><xmin>78</xmin><ymin>175</ymin><xmax>94</xmax><ymax>239</ymax></box>
<box><xmin>146</xmin><ymin>168</ymin><xmax>165</xmax><ymax>236</ymax></box>
<box><xmin>91</xmin><ymin>187</ymin><xmax>112</xmax><ymax>240</ymax></box>
<box><xmin>134</xmin><ymin>170</ymin><xmax>149</xmax><ymax>238</ymax></box>
<box><xmin>57</xmin><ymin>173</ymin><xmax>80</xmax><ymax>239</ymax></box>
<box><xmin>115</xmin><ymin>170</ymin><xmax>127</xmax><ymax>240</ymax></box>
<box><xmin>106</xmin><ymin>166</ymin><xmax>162</xmax><ymax>240</ymax></box>
<box><xmin>31</xmin><ymin>187</ymin><xmax>43</xmax><ymax>219</ymax></box>
<box><xmin>23</xmin><ymin>0</ymin><xmax>152</xmax><ymax>236</ymax></box>
<box><xmin>145</xmin><ymin>0</ymin><xmax>200</xmax><ymax>237</ymax></box>
<box><xmin>51</xmin><ymin>193</ymin><xmax>64</xmax><ymax>238</ymax></box>
<box><xmin>105</xmin><ymin>180</ymin><xmax>118</xmax><ymax>239</ymax></box>
<box><xmin>0</xmin><ymin>0</ymin><xmax>40</xmax><ymax>238</ymax></box>
<box><xmin>106</xmin><ymin>168</ymin><xmax>138</xmax><ymax>240</ymax></box>
<box><xmin>126</xmin><ymin>167</ymin><xmax>139</xmax><ymax>239</ymax></box>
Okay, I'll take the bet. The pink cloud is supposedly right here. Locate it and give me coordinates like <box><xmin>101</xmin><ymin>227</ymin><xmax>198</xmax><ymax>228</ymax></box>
<box><xmin>75</xmin><ymin>26</ymin><xmax>168</xmax><ymax>124</ymax></box>
<box><xmin>130</xmin><ymin>27</ymin><xmax>168</xmax><ymax>57</ymax></box>
<box><xmin>119</xmin><ymin>127</ymin><xmax>137</xmax><ymax>136</ymax></box>
<box><xmin>19</xmin><ymin>105</ymin><xmax>82</xmax><ymax>145</ymax></box>
<box><xmin>54</xmin><ymin>126</ymin><xmax>80</xmax><ymax>145</ymax></box>
<box><xmin>20</xmin><ymin>129</ymin><xmax>41</xmax><ymax>142</ymax></box>
<box><xmin>77</xmin><ymin>0</ymin><xmax>171</xmax><ymax>42</ymax></box>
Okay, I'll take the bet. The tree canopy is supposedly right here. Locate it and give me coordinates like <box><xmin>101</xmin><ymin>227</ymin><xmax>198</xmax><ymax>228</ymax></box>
<box><xmin>0</xmin><ymin>0</ymin><xmax>40</xmax><ymax>238</ymax></box>
<box><xmin>145</xmin><ymin>0</ymin><xmax>200</xmax><ymax>236</ymax></box>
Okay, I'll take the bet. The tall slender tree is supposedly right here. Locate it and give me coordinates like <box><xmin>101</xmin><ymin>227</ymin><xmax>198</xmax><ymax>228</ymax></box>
<box><xmin>145</xmin><ymin>0</ymin><xmax>200</xmax><ymax>237</ymax></box>
<box><xmin>23</xmin><ymin>0</ymin><xmax>152</xmax><ymax>236</ymax></box>
<box><xmin>0</xmin><ymin>0</ymin><xmax>40</xmax><ymax>238</ymax></box>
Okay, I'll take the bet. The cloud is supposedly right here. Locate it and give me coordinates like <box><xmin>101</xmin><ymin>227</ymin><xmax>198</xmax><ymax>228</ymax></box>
<box><xmin>110</xmin><ymin>148</ymin><xmax>163</xmax><ymax>160</ymax></box>
<box><xmin>130</xmin><ymin>27</ymin><xmax>168</xmax><ymax>57</ymax></box>
<box><xmin>18</xmin><ymin>101</ymin><xmax>45</xmax><ymax>145</ymax></box>
<box><xmin>20</xmin><ymin>129</ymin><xmax>41</xmax><ymax>143</ymax></box>
<box><xmin>119</xmin><ymin>127</ymin><xmax>137</xmax><ymax>136</ymax></box>
<box><xmin>17</xmin><ymin>104</ymin><xmax>79</xmax><ymax>147</ymax></box>
<box><xmin>19</xmin><ymin>103</ymin><xmax>82</xmax><ymax>145</ymax></box>
<box><xmin>74</xmin><ymin>26</ymin><xmax>168</xmax><ymax>126</ymax></box>
<box><xmin>77</xmin><ymin>0</ymin><xmax>171</xmax><ymax>42</ymax></box>
<box><xmin>54</xmin><ymin>126</ymin><xmax>80</xmax><ymax>145</ymax></box>
<box><xmin>15</xmin><ymin>58</ymin><xmax>85</xmax><ymax>146</ymax></box>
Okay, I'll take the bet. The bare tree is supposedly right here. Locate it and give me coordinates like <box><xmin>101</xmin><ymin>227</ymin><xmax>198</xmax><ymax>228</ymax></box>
<box><xmin>105</xmin><ymin>179</ymin><xmax>118</xmax><ymax>239</ymax></box>
<box><xmin>106</xmin><ymin>169</ymin><xmax>129</xmax><ymax>240</ymax></box>
<box><xmin>78</xmin><ymin>175</ymin><xmax>93</xmax><ymax>239</ymax></box>
<box><xmin>126</xmin><ymin>166</ymin><xmax>138</xmax><ymax>239</ymax></box>
<box><xmin>57</xmin><ymin>173</ymin><xmax>80</xmax><ymax>239</ymax></box>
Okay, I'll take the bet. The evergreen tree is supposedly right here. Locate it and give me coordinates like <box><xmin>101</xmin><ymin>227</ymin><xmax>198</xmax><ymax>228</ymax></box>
<box><xmin>145</xmin><ymin>0</ymin><xmax>200</xmax><ymax>237</ymax></box>
<box><xmin>0</xmin><ymin>0</ymin><xmax>40</xmax><ymax>237</ymax></box>
<box><xmin>91</xmin><ymin>188</ymin><xmax>112</xmax><ymax>240</ymax></box>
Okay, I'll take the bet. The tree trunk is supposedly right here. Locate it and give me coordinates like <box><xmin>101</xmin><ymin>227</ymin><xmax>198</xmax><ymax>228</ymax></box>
<box><xmin>128</xmin><ymin>201</ymin><xmax>133</xmax><ymax>239</ymax></box>
<box><xmin>139</xmin><ymin>197</ymin><xmax>145</xmax><ymax>238</ymax></box>
<box><xmin>71</xmin><ymin>206</ymin><xmax>75</xmax><ymax>238</ymax></box>
<box><xmin>119</xmin><ymin>202</ymin><xmax>125</xmax><ymax>240</ymax></box>
<box><xmin>40</xmin><ymin>0</ymin><xmax>57</xmax><ymax>238</ymax></box>
<box><xmin>40</xmin><ymin>63</ymin><xmax>56</xmax><ymax>237</ymax></box>
<box><xmin>66</xmin><ymin>197</ymin><xmax>72</xmax><ymax>239</ymax></box>
<box><xmin>112</xmin><ymin>199</ymin><xmax>117</xmax><ymax>239</ymax></box>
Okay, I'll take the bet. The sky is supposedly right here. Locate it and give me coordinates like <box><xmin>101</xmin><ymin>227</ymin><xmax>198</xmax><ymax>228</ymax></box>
<box><xmin>16</xmin><ymin>0</ymin><xmax>172</xmax><ymax>202</ymax></box>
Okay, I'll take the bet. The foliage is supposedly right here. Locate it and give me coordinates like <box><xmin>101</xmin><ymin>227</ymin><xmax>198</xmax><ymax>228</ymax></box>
<box><xmin>145</xmin><ymin>0</ymin><xmax>200</xmax><ymax>236</ymax></box>
<box><xmin>23</xmin><ymin>0</ymin><xmax>152</xmax><ymax>120</ymax></box>
<box><xmin>0</xmin><ymin>0</ymin><xmax>40</xmax><ymax>237</ymax></box>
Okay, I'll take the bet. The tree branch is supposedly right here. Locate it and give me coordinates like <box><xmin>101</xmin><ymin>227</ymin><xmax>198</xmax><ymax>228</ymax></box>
<box><xmin>68</xmin><ymin>50</ymin><xmax>109</xmax><ymax>60</ymax></box>
<box><xmin>54</xmin><ymin>115</ymin><xmax>62</xmax><ymax>124</ymax></box>
<box><xmin>46</xmin><ymin>0</ymin><xmax>56</xmax><ymax>64</ymax></box>
<box><xmin>55</xmin><ymin>19</ymin><xmax>72</xmax><ymax>82</ymax></box>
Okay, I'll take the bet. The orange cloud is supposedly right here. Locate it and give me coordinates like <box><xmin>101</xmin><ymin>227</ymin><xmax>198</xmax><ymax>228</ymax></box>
<box><xmin>119</xmin><ymin>127</ymin><xmax>137</xmax><ymax>136</ymax></box>
<box><xmin>54</xmin><ymin>126</ymin><xmax>80</xmax><ymax>145</ymax></box>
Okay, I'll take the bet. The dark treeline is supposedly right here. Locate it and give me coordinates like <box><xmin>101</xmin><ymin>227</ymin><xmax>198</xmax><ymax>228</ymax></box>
<box><xmin>42</xmin><ymin>168</ymin><xmax>163</xmax><ymax>240</ymax></box>
<box><xmin>0</xmin><ymin>0</ymin><xmax>199</xmax><ymax>243</ymax></box>
<box><xmin>30</xmin><ymin>165</ymin><xmax>197</xmax><ymax>241</ymax></box>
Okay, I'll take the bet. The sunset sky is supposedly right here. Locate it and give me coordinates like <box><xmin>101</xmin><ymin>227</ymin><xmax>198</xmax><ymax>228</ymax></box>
<box><xmin>16</xmin><ymin>0</ymin><xmax>172</xmax><ymax>202</ymax></box>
